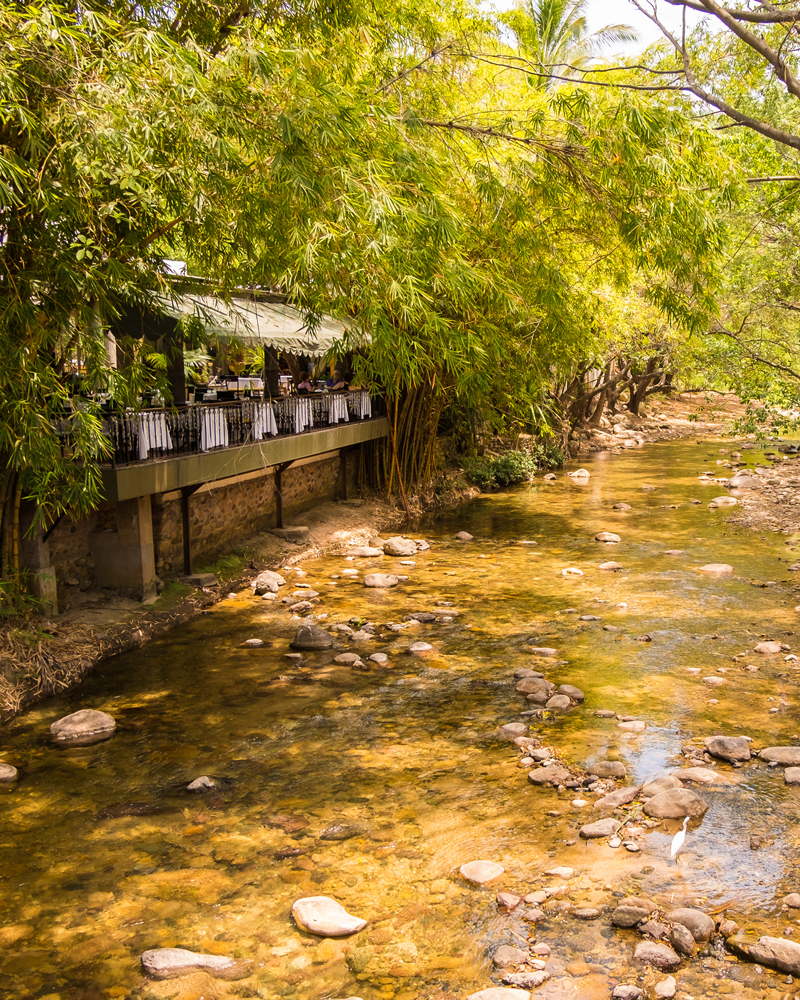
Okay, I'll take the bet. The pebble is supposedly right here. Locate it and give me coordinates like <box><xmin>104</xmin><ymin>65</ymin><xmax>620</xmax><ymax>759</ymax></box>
<box><xmin>291</xmin><ymin>896</ymin><xmax>367</xmax><ymax>936</ymax></box>
<box><xmin>460</xmin><ymin>860</ymin><xmax>504</xmax><ymax>884</ymax></box>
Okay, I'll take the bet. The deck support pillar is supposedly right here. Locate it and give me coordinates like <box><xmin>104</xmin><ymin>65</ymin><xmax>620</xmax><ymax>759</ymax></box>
<box><xmin>274</xmin><ymin>461</ymin><xmax>294</xmax><ymax>529</ymax></box>
<box><xmin>181</xmin><ymin>484</ymin><xmax>202</xmax><ymax>575</ymax></box>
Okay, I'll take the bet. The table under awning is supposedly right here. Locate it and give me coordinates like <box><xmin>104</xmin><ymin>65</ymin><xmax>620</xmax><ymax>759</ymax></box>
<box><xmin>151</xmin><ymin>291</ymin><xmax>357</xmax><ymax>355</ymax></box>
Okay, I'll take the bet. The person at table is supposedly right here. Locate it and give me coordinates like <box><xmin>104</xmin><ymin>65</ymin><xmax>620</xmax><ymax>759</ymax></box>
<box><xmin>326</xmin><ymin>369</ymin><xmax>348</xmax><ymax>391</ymax></box>
<box><xmin>296</xmin><ymin>371</ymin><xmax>313</xmax><ymax>393</ymax></box>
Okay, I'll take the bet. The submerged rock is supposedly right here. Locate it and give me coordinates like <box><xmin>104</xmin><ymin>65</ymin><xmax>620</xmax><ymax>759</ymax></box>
<box><xmin>527</xmin><ymin>646</ymin><xmax>558</xmax><ymax>657</ymax></box>
<box><xmin>588</xmin><ymin>760</ymin><xmax>626</xmax><ymax>778</ymax></box>
<box><xmin>704</xmin><ymin>735</ymin><xmax>751</xmax><ymax>762</ymax></box>
<box><xmin>141</xmin><ymin>948</ymin><xmax>247</xmax><ymax>980</ymax></box>
<box><xmin>364</xmin><ymin>573</ymin><xmax>400</xmax><ymax>588</ymax></box>
<box><xmin>290</xmin><ymin>625</ymin><xmax>333</xmax><ymax>650</ymax></box>
<box><xmin>697</xmin><ymin>563</ymin><xmax>734</xmax><ymax>576</ymax></box>
<box><xmin>460</xmin><ymin>860</ymin><xmax>504</xmax><ymax>884</ymax></box>
<box><xmin>466</xmin><ymin>990</ymin><xmax>530</xmax><ymax>1000</ymax></box>
<box><xmin>187</xmin><ymin>775</ymin><xmax>217</xmax><ymax>792</ymax></box>
<box><xmin>408</xmin><ymin>641</ymin><xmax>433</xmax><ymax>654</ymax></box>
<box><xmin>492</xmin><ymin>944</ymin><xmax>529</xmax><ymax>967</ymax></box>
<box><xmin>618</xmin><ymin>720</ymin><xmax>646</xmax><ymax>733</ymax></box>
<box><xmin>50</xmin><ymin>709</ymin><xmax>115</xmax><ymax>745</ymax></box>
<box><xmin>643</xmin><ymin>788</ymin><xmax>708</xmax><ymax>819</ymax></box>
<box><xmin>730</xmin><ymin>936</ymin><xmax>800</xmax><ymax>975</ymax></box>
<box><xmin>291</xmin><ymin>896</ymin><xmax>367</xmax><ymax>936</ymax></box>
<box><xmin>344</xmin><ymin>546</ymin><xmax>383</xmax><ymax>557</ymax></box>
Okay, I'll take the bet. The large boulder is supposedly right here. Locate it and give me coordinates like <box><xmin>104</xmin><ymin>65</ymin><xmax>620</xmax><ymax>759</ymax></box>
<box><xmin>290</xmin><ymin>625</ymin><xmax>333</xmax><ymax>650</ymax></box>
<box><xmin>641</xmin><ymin>774</ymin><xmax>683</xmax><ymax>798</ymax></box>
<box><xmin>252</xmin><ymin>570</ymin><xmax>286</xmax><ymax>594</ymax></box>
<box><xmin>291</xmin><ymin>896</ymin><xmax>367</xmax><ymax>936</ymax></box>
<box><xmin>50</xmin><ymin>709</ymin><xmax>115</xmax><ymax>745</ymax></box>
<box><xmin>643</xmin><ymin>788</ymin><xmax>708</xmax><ymax>819</ymax></box>
<box><xmin>730</xmin><ymin>936</ymin><xmax>800</xmax><ymax>975</ymax></box>
<box><xmin>364</xmin><ymin>573</ymin><xmax>399</xmax><ymax>589</ymax></box>
<box><xmin>383</xmin><ymin>536</ymin><xmax>418</xmax><ymax>557</ymax></box>
<box><xmin>141</xmin><ymin>948</ymin><xmax>249</xmax><ymax>980</ymax></box>
<box><xmin>704</xmin><ymin>735</ymin><xmax>751</xmax><ymax>762</ymax></box>
<box><xmin>761</xmin><ymin>747</ymin><xmax>800</xmax><ymax>765</ymax></box>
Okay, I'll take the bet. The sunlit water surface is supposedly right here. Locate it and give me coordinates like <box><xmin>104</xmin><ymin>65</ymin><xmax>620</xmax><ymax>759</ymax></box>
<box><xmin>3</xmin><ymin>440</ymin><xmax>800</xmax><ymax>1000</ymax></box>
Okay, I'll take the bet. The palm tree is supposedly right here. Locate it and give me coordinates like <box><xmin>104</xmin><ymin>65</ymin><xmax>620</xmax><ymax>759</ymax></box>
<box><xmin>502</xmin><ymin>0</ymin><xmax>639</xmax><ymax>87</ymax></box>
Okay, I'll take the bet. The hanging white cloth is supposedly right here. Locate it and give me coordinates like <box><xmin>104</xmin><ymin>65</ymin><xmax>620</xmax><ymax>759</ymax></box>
<box><xmin>245</xmin><ymin>401</ymin><xmax>278</xmax><ymax>441</ymax></box>
<box><xmin>327</xmin><ymin>395</ymin><xmax>350</xmax><ymax>425</ymax></box>
<box><xmin>353</xmin><ymin>392</ymin><xmax>372</xmax><ymax>418</ymax></box>
<box><xmin>136</xmin><ymin>412</ymin><xmax>173</xmax><ymax>460</ymax></box>
<box><xmin>294</xmin><ymin>398</ymin><xmax>313</xmax><ymax>434</ymax></box>
<box><xmin>200</xmin><ymin>407</ymin><xmax>229</xmax><ymax>451</ymax></box>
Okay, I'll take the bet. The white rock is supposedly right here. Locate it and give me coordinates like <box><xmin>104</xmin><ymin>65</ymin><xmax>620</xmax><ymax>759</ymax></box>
<box><xmin>364</xmin><ymin>573</ymin><xmax>399</xmax><ymax>588</ymax></box>
<box><xmin>141</xmin><ymin>948</ymin><xmax>237</xmax><ymax>979</ymax></box>
<box><xmin>291</xmin><ymin>896</ymin><xmax>367</xmax><ymax>936</ymax></box>
<box><xmin>709</xmin><ymin>496</ymin><xmax>738</xmax><ymax>507</ymax></box>
<box><xmin>369</xmin><ymin>653</ymin><xmax>388</xmax><ymax>664</ymax></box>
<box><xmin>460</xmin><ymin>860</ymin><xmax>505</xmax><ymax>884</ymax></box>
<box><xmin>408</xmin><ymin>642</ymin><xmax>433</xmax><ymax>653</ymax></box>
<box><xmin>596</xmin><ymin>532</ymin><xmax>621</xmax><ymax>543</ymax></box>
<box><xmin>0</xmin><ymin>762</ymin><xmax>18</xmax><ymax>781</ymax></box>
<box><xmin>252</xmin><ymin>570</ymin><xmax>286</xmax><ymax>594</ymax></box>
<box><xmin>568</xmin><ymin>469</ymin><xmax>590</xmax><ymax>479</ymax></box>
<box><xmin>50</xmin><ymin>709</ymin><xmax>115</xmax><ymax>743</ymax></box>
<box><xmin>655</xmin><ymin>976</ymin><xmax>677</xmax><ymax>999</ymax></box>
<box><xmin>187</xmin><ymin>775</ymin><xmax>217</xmax><ymax>791</ymax></box>
<box><xmin>755</xmin><ymin>640</ymin><xmax>783</xmax><ymax>654</ymax></box>
<box><xmin>561</xmin><ymin>567</ymin><xmax>584</xmax><ymax>576</ymax></box>
<box><xmin>466</xmin><ymin>990</ymin><xmax>530</xmax><ymax>1000</ymax></box>
<box><xmin>697</xmin><ymin>563</ymin><xmax>734</xmax><ymax>575</ymax></box>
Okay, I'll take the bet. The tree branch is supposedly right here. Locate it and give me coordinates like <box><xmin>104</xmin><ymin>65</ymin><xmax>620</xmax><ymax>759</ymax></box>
<box><xmin>664</xmin><ymin>0</ymin><xmax>800</xmax><ymax>24</ymax></box>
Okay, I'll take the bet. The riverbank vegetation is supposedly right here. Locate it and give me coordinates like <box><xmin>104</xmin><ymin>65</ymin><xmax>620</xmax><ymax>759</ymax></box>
<box><xmin>3</xmin><ymin>0</ymin><xmax>800</xmax><ymax>578</ymax></box>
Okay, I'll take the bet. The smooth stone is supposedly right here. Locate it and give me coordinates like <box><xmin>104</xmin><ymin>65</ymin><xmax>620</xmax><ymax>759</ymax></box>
<box><xmin>785</xmin><ymin>768</ymin><xmax>800</xmax><ymax>785</ymax></box>
<box><xmin>755</xmin><ymin>640</ymin><xmax>783</xmax><ymax>654</ymax></box>
<box><xmin>654</xmin><ymin>977</ymin><xmax>676</xmax><ymax>1000</ymax></box>
<box><xmin>291</xmin><ymin>589</ymin><xmax>319</xmax><ymax>599</ymax></box>
<box><xmin>289</xmin><ymin>601</ymin><xmax>314</xmax><ymax>612</ymax></box>
<box><xmin>612</xmin><ymin>899</ymin><xmax>658</xmax><ymax>928</ymax></box>
<box><xmin>460</xmin><ymin>860</ymin><xmax>504</xmax><ymax>884</ymax></box>
<box><xmin>369</xmin><ymin>653</ymin><xmax>388</xmax><ymax>665</ymax></box>
<box><xmin>498</xmin><ymin>723</ymin><xmax>528</xmax><ymax>739</ymax></box>
<box><xmin>710</xmin><ymin>496</ymin><xmax>738</xmax><ymax>507</ymax></box>
<box><xmin>573</xmin><ymin>907</ymin><xmax>601</xmax><ymax>919</ymax></box>
<box><xmin>187</xmin><ymin>775</ymin><xmax>216</xmax><ymax>792</ymax></box>
<box><xmin>516</xmin><ymin>678</ymin><xmax>555</xmax><ymax>699</ymax></box>
<box><xmin>697</xmin><ymin>563</ymin><xmax>734</xmax><ymax>575</ymax></box>
<box><xmin>579</xmin><ymin>614</ymin><xmax>601</xmax><ymax>621</ymax></box>
<box><xmin>731</xmin><ymin>936</ymin><xmax>800</xmax><ymax>974</ymax></box>
<box><xmin>612</xmin><ymin>988</ymin><xmax>642</xmax><ymax>1000</ymax></box>
<box><xmin>455</xmin><ymin>531</ymin><xmax>474</xmax><ymax>541</ymax></box>
<box><xmin>561</xmin><ymin>567</ymin><xmax>583</xmax><ymax>576</ymax></box>
<box><xmin>783</xmin><ymin>894</ymin><xmax>800</xmax><ymax>908</ymax></box>
<box><xmin>344</xmin><ymin>546</ymin><xmax>383</xmax><ymax>557</ymax></box>
<box><xmin>502</xmin><ymin>972</ymin><xmax>549</xmax><ymax>989</ymax></box>
<box><xmin>676</xmin><ymin>767</ymin><xmax>724</xmax><ymax>784</ymax></box>
<box><xmin>633</xmin><ymin>941</ymin><xmax>681</xmax><ymax>969</ymax></box>
<box><xmin>663</xmin><ymin>549</ymin><xmax>684</xmax><ymax>555</ymax></box>
<box><xmin>0</xmin><ymin>763</ymin><xmax>18</xmax><ymax>781</ymax></box>
<box><xmin>493</xmin><ymin>944</ymin><xmax>529</xmax><ymax>967</ymax></box>
<box><xmin>466</xmin><ymin>990</ymin><xmax>530</xmax><ymax>1000</ymax></box>
<box><xmin>408</xmin><ymin>641</ymin><xmax>432</xmax><ymax>653</ymax></box>
<box><xmin>643</xmin><ymin>788</ymin><xmax>709</xmax><ymax>818</ymax></box>
<box><xmin>761</xmin><ymin>747</ymin><xmax>800</xmax><ymax>765</ymax></box>
<box><xmin>364</xmin><ymin>573</ymin><xmax>399</xmax><ymax>588</ymax></box>
<box><xmin>667</xmin><ymin>907</ymin><xmax>715</xmax><ymax>942</ymax></box>
<box><xmin>50</xmin><ymin>709</ymin><xmax>115</xmax><ymax>744</ymax></box>
<box><xmin>704</xmin><ymin>735</ymin><xmax>751</xmax><ymax>762</ymax></box>
<box><xmin>594</xmin><ymin>709</ymin><xmax>616</xmax><ymax>718</ymax></box>
<box><xmin>579</xmin><ymin>817</ymin><xmax>621</xmax><ymax>839</ymax></box>
<box><xmin>532</xmin><ymin>944</ymin><xmax>551</xmax><ymax>957</ymax></box>
<box><xmin>290</xmin><ymin>625</ymin><xmax>333</xmax><ymax>650</ymax></box>
<box><xmin>593</xmin><ymin>786</ymin><xmax>641</xmax><ymax>811</ymax></box>
<box><xmin>528</xmin><ymin>765</ymin><xmax>571</xmax><ymax>786</ymax></box>
<box><xmin>497</xmin><ymin>891</ymin><xmax>522</xmax><ymax>911</ymax></box>
<box><xmin>383</xmin><ymin>536</ymin><xmax>417</xmax><ymax>557</ymax></box>
<box><xmin>527</xmin><ymin>646</ymin><xmax>558</xmax><ymax>657</ymax></box>
<box><xmin>240</xmin><ymin>638</ymin><xmax>265</xmax><ymax>647</ymax></box>
<box><xmin>612</xmin><ymin>503</ymin><xmax>632</xmax><ymax>511</ymax></box>
<box><xmin>545</xmin><ymin>866</ymin><xmax>574</xmax><ymax>878</ymax></box>
<box><xmin>405</xmin><ymin>612</ymin><xmax>437</xmax><ymax>622</ymax></box>
<box><xmin>588</xmin><ymin>760</ymin><xmax>626</xmax><ymax>779</ymax></box>
<box><xmin>641</xmin><ymin>775</ymin><xmax>683</xmax><ymax>798</ymax></box>
<box><xmin>141</xmin><ymin>948</ymin><xmax>241</xmax><ymax>980</ymax></box>
<box><xmin>599</xmin><ymin>561</ymin><xmax>623</xmax><ymax>571</ymax></box>
<box><xmin>291</xmin><ymin>896</ymin><xmax>367</xmax><ymax>936</ymax></box>
<box><xmin>558</xmin><ymin>684</ymin><xmax>584</xmax><ymax>703</ymax></box>
<box><xmin>728</xmin><ymin>476</ymin><xmax>759</xmax><ymax>488</ymax></box>
<box><xmin>618</xmin><ymin>720</ymin><xmax>646</xmax><ymax>732</ymax></box>
<box><xmin>568</xmin><ymin>469</ymin><xmax>590</xmax><ymax>478</ymax></box>
<box><xmin>252</xmin><ymin>569</ymin><xmax>286</xmax><ymax>594</ymax></box>
<box><xmin>719</xmin><ymin>919</ymin><xmax>739</xmax><ymax>937</ymax></box>
<box><xmin>334</xmin><ymin>653</ymin><xmax>361</xmax><ymax>664</ymax></box>
<box><xmin>546</xmin><ymin>694</ymin><xmax>572</xmax><ymax>711</ymax></box>
<box><xmin>596</xmin><ymin>532</ymin><xmax>621</xmax><ymax>543</ymax></box>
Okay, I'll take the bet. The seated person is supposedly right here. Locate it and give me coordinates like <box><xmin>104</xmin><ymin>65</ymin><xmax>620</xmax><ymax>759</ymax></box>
<box><xmin>296</xmin><ymin>371</ymin><xmax>313</xmax><ymax>393</ymax></box>
<box><xmin>326</xmin><ymin>369</ymin><xmax>348</xmax><ymax>391</ymax></box>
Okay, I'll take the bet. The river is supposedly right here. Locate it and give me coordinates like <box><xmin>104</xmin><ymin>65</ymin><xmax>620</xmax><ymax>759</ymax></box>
<box><xmin>2</xmin><ymin>438</ymin><xmax>800</xmax><ymax>1000</ymax></box>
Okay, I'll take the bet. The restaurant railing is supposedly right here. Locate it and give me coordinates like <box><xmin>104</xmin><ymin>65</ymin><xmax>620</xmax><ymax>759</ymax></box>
<box><xmin>97</xmin><ymin>390</ymin><xmax>382</xmax><ymax>467</ymax></box>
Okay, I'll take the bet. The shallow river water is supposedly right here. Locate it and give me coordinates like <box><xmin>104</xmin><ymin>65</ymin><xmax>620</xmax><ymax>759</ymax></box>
<box><xmin>4</xmin><ymin>439</ymin><xmax>800</xmax><ymax>1000</ymax></box>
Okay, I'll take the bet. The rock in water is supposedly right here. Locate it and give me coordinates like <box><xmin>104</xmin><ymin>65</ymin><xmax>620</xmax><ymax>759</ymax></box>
<box><xmin>643</xmin><ymin>788</ymin><xmax>708</xmax><ymax>818</ymax></box>
<box><xmin>704</xmin><ymin>735</ymin><xmax>751</xmax><ymax>762</ymax></box>
<box><xmin>466</xmin><ymin>990</ymin><xmax>531</xmax><ymax>1000</ymax></box>
<box><xmin>670</xmin><ymin>923</ymin><xmax>696</xmax><ymax>956</ymax></box>
<box><xmin>527</xmin><ymin>646</ymin><xmax>558</xmax><ymax>657</ymax></box>
<box><xmin>612</xmin><ymin>898</ymin><xmax>658</xmax><ymax>927</ymax></box>
<box><xmin>408</xmin><ymin>641</ymin><xmax>433</xmax><ymax>654</ymax></box>
<box><xmin>558</xmin><ymin>684</ymin><xmax>584</xmax><ymax>703</ymax></box>
<box><xmin>588</xmin><ymin>760</ymin><xmax>626</xmax><ymax>778</ymax></box>
<box><xmin>633</xmin><ymin>941</ymin><xmax>681</xmax><ymax>970</ymax></box>
<box><xmin>655</xmin><ymin>977</ymin><xmax>677</xmax><ymax>999</ymax></box>
<box><xmin>579</xmin><ymin>817</ymin><xmax>621</xmax><ymax>839</ymax></box>
<box><xmin>291</xmin><ymin>896</ymin><xmax>367</xmax><ymax>936</ymax></box>
<box><xmin>785</xmin><ymin>768</ymin><xmax>800</xmax><ymax>785</ymax></box>
<box><xmin>498</xmin><ymin>723</ymin><xmax>528</xmax><ymax>739</ymax></box>
<box><xmin>709</xmin><ymin>496</ymin><xmax>738</xmax><ymax>507</ymax></box>
<box><xmin>187</xmin><ymin>775</ymin><xmax>217</xmax><ymax>792</ymax></box>
<box><xmin>383</xmin><ymin>536</ymin><xmax>417</xmax><ymax>556</ymax></box>
<box><xmin>594</xmin><ymin>786</ymin><xmax>641</xmax><ymax>811</ymax></box>
<box><xmin>50</xmin><ymin>709</ymin><xmax>115</xmax><ymax>745</ymax></box>
<box><xmin>528</xmin><ymin>765</ymin><xmax>571</xmax><ymax>786</ymax></box>
<box><xmin>641</xmin><ymin>775</ymin><xmax>683</xmax><ymax>798</ymax></box>
<box><xmin>761</xmin><ymin>747</ymin><xmax>800</xmax><ymax>765</ymax></box>
<box><xmin>697</xmin><ymin>563</ymin><xmax>734</xmax><ymax>576</ymax></box>
<box><xmin>492</xmin><ymin>945</ymin><xmax>529</xmax><ymax>967</ymax></box>
<box><xmin>596</xmin><ymin>532</ymin><xmax>621</xmax><ymax>543</ymax></box>
<box><xmin>568</xmin><ymin>469</ymin><xmax>590</xmax><ymax>479</ymax></box>
<box><xmin>546</xmin><ymin>694</ymin><xmax>571</xmax><ymax>711</ymax></box>
<box><xmin>599</xmin><ymin>561</ymin><xmax>623</xmax><ymax>571</ymax></box>
<box><xmin>666</xmin><ymin>908</ymin><xmax>715</xmax><ymax>942</ymax></box>
<box><xmin>252</xmin><ymin>570</ymin><xmax>286</xmax><ymax>594</ymax></box>
<box><xmin>677</xmin><ymin>767</ymin><xmax>724</xmax><ymax>784</ymax></box>
<box><xmin>290</xmin><ymin>625</ymin><xmax>333</xmax><ymax>650</ymax></box>
<box><xmin>754</xmin><ymin>640</ymin><xmax>783</xmax><ymax>654</ymax></box>
<box><xmin>344</xmin><ymin>546</ymin><xmax>383</xmax><ymax>557</ymax></box>
<box><xmin>612</xmin><ymin>988</ymin><xmax>642</xmax><ymax>1000</ymax></box>
<box><xmin>363</xmin><ymin>573</ymin><xmax>399</xmax><ymax>588</ymax></box>
<box><xmin>455</xmin><ymin>531</ymin><xmax>474</xmax><ymax>541</ymax></box>
<box><xmin>730</xmin><ymin>936</ymin><xmax>800</xmax><ymax>975</ymax></box>
<box><xmin>141</xmin><ymin>948</ymin><xmax>245</xmax><ymax>980</ymax></box>
<box><xmin>0</xmin><ymin>762</ymin><xmax>18</xmax><ymax>781</ymax></box>
<box><xmin>612</xmin><ymin>503</ymin><xmax>632</xmax><ymax>511</ymax></box>
<box><xmin>460</xmin><ymin>860</ymin><xmax>504</xmax><ymax>884</ymax></box>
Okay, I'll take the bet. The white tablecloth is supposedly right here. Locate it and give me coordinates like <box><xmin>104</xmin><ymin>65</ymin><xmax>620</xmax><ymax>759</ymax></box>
<box><xmin>328</xmin><ymin>395</ymin><xmax>350</xmax><ymax>424</ymax></box>
<box><xmin>200</xmin><ymin>408</ymin><xmax>229</xmax><ymax>451</ymax></box>
<box><xmin>352</xmin><ymin>392</ymin><xmax>372</xmax><ymax>418</ymax></box>
<box><xmin>237</xmin><ymin>377</ymin><xmax>264</xmax><ymax>391</ymax></box>
<box><xmin>294</xmin><ymin>398</ymin><xmax>313</xmax><ymax>434</ymax></box>
<box><xmin>137</xmin><ymin>412</ymin><xmax>173</xmax><ymax>460</ymax></box>
<box><xmin>245</xmin><ymin>401</ymin><xmax>278</xmax><ymax>441</ymax></box>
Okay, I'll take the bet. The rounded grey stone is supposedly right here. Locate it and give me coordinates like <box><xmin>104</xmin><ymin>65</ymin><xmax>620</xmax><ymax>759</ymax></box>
<box><xmin>290</xmin><ymin>625</ymin><xmax>333</xmax><ymax>650</ymax></box>
<box><xmin>50</xmin><ymin>709</ymin><xmax>115</xmax><ymax>744</ymax></box>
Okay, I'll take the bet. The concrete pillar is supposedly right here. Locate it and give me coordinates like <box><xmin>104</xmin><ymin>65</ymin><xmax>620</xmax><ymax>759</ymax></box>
<box><xmin>91</xmin><ymin>496</ymin><xmax>158</xmax><ymax>601</ymax></box>
<box><xmin>19</xmin><ymin>503</ymin><xmax>58</xmax><ymax>615</ymax></box>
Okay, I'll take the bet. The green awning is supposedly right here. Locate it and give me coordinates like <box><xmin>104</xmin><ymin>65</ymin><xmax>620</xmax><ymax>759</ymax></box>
<box><xmin>153</xmin><ymin>291</ymin><xmax>355</xmax><ymax>355</ymax></box>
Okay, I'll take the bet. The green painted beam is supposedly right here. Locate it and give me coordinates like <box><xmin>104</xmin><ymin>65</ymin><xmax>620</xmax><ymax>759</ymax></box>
<box><xmin>101</xmin><ymin>417</ymin><xmax>389</xmax><ymax>501</ymax></box>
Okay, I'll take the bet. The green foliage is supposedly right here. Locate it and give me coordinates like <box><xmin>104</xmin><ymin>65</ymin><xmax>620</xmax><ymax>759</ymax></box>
<box><xmin>463</xmin><ymin>448</ymin><xmax>545</xmax><ymax>489</ymax></box>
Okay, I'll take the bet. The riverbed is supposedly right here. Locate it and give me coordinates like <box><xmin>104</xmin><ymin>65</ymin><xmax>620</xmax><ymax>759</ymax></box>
<box><xmin>3</xmin><ymin>438</ymin><xmax>800</xmax><ymax>1000</ymax></box>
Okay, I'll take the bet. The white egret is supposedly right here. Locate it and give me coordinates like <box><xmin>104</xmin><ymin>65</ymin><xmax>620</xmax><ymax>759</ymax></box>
<box><xmin>670</xmin><ymin>816</ymin><xmax>690</xmax><ymax>863</ymax></box>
